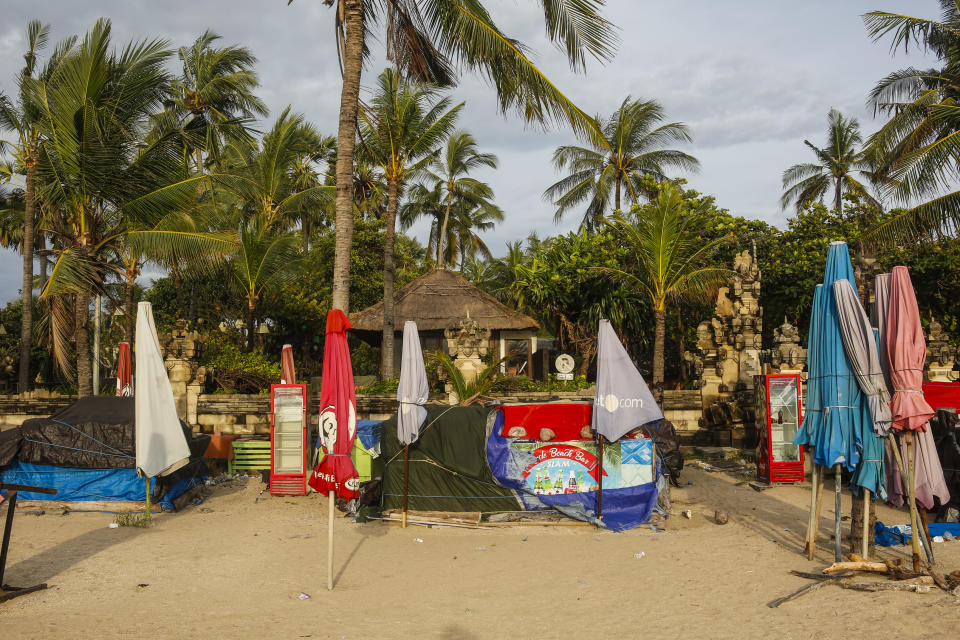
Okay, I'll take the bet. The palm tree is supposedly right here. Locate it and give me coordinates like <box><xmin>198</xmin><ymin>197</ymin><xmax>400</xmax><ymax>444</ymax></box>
<box><xmin>428</xmin><ymin>131</ymin><xmax>498</xmax><ymax>267</ymax></box>
<box><xmin>545</xmin><ymin>96</ymin><xmax>699</xmax><ymax>228</ymax></box>
<box><xmin>781</xmin><ymin>109</ymin><xmax>880</xmax><ymax>214</ymax></box>
<box><xmin>167</xmin><ymin>30</ymin><xmax>267</xmax><ymax>172</ymax></box>
<box><xmin>451</xmin><ymin>199</ymin><xmax>504</xmax><ymax>269</ymax></box>
<box><xmin>359</xmin><ymin>68</ymin><xmax>462</xmax><ymax>377</ymax></box>
<box><xmin>601</xmin><ymin>183</ymin><xmax>729</xmax><ymax>392</ymax></box>
<box><xmin>0</xmin><ymin>21</ymin><xmax>51</xmax><ymax>393</ymax></box>
<box><xmin>296</xmin><ymin>0</ymin><xmax>619</xmax><ymax>314</ymax></box>
<box><xmin>863</xmin><ymin>3</ymin><xmax>960</xmax><ymax>239</ymax></box>
<box><xmin>34</xmin><ymin>20</ymin><xmax>212</xmax><ymax>393</ymax></box>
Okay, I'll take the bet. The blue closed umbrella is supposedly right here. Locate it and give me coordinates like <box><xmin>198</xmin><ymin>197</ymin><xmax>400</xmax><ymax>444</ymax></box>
<box><xmin>795</xmin><ymin>284</ymin><xmax>824</xmax><ymax>449</ymax></box>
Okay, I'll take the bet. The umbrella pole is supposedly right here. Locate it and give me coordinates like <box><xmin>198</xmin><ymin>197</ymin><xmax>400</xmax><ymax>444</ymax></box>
<box><xmin>402</xmin><ymin>444</ymin><xmax>409</xmax><ymax>528</ymax></box>
<box><xmin>804</xmin><ymin>462</ymin><xmax>819</xmax><ymax>559</ymax></box>
<box><xmin>886</xmin><ymin>433</ymin><xmax>933</xmax><ymax>563</ymax></box>
<box><xmin>918</xmin><ymin>507</ymin><xmax>936</xmax><ymax>565</ymax></box>
<box><xmin>833</xmin><ymin>465</ymin><xmax>842</xmax><ymax>563</ymax></box>
<box><xmin>327</xmin><ymin>490</ymin><xmax>335</xmax><ymax>590</ymax></box>
<box><xmin>905</xmin><ymin>431</ymin><xmax>922</xmax><ymax>573</ymax></box>
<box><xmin>597</xmin><ymin>436</ymin><xmax>604</xmax><ymax>522</ymax></box>
<box><xmin>861</xmin><ymin>489</ymin><xmax>870</xmax><ymax>559</ymax></box>
<box><xmin>807</xmin><ymin>465</ymin><xmax>825</xmax><ymax>561</ymax></box>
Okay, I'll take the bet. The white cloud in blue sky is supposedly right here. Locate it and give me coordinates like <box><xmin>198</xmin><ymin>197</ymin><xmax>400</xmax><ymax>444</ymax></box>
<box><xmin>0</xmin><ymin>0</ymin><xmax>937</xmax><ymax>302</ymax></box>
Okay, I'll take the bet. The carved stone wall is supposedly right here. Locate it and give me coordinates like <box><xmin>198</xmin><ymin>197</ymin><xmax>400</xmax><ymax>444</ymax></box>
<box><xmin>926</xmin><ymin>318</ymin><xmax>959</xmax><ymax>382</ymax></box>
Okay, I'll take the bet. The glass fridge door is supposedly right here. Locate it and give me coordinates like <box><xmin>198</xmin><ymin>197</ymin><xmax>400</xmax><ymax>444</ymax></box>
<box><xmin>767</xmin><ymin>377</ymin><xmax>800</xmax><ymax>463</ymax></box>
<box><xmin>273</xmin><ymin>388</ymin><xmax>304</xmax><ymax>474</ymax></box>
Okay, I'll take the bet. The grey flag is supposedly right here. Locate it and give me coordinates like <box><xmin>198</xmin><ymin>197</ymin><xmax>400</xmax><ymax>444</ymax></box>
<box><xmin>397</xmin><ymin>321</ymin><xmax>429</xmax><ymax>446</ymax></box>
<box><xmin>833</xmin><ymin>279</ymin><xmax>892</xmax><ymax>436</ymax></box>
<box><xmin>592</xmin><ymin>319</ymin><xmax>663</xmax><ymax>441</ymax></box>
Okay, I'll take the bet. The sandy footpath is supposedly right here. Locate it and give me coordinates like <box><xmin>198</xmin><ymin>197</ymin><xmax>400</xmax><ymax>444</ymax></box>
<box><xmin>2</xmin><ymin>467</ymin><xmax>959</xmax><ymax>639</ymax></box>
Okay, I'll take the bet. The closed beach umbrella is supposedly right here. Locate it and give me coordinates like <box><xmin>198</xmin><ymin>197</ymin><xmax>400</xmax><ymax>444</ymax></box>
<box><xmin>397</xmin><ymin>321</ymin><xmax>428</xmax><ymax>446</ymax></box>
<box><xmin>833</xmin><ymin>279</ymin><xmax>888</xmax><ymax>503</ymax></box>
<box><xmin>135</xmin><ymin>302</ymin><xmax>191</xmax><ymax>481</ymax></box>
<box><xmin>810</xmin><ymin>241</ymin><xmax>862</xmax><ymax>471</ymax></box>
<box><xmin>871</xmin><ymin>273</ymin><xmax>893</xmax><ymax>392</ymax></box>
<box><xmin>832</xmin><ymin>279</ymin><xmax>892</xmax><ymax>436</ymax></box>
<box><xmin>912</xmin><ymin>428</ymin><xmax>950</xmax><ymax>509</ymax></box>
<box><xmin>280</xmin><ymin>343</ymin><xmax>296</xmax><ymax>384</ymax></box>
<box><xmin>308</xmin><ymin>309</ymin><xmax>360</xmax><ymax>499</ymax></box>
<box><xmin>116</xmin><ymin>341</ymin><xmax>132</xmax><ymax>397</ymax></box>
<box><xmin>886</xmin><ymin>266</ymin><xmax>935</xmax><ymax>431</ymax></box>
<box><xmin>592</xmin><ymin>319</ymin><xmax>663</xmax><ymax>442</ymax></box>
<box><xmin>795</xmin><ymin>285</ymin><xmax>824</xmax><ymax>448</ymax></box>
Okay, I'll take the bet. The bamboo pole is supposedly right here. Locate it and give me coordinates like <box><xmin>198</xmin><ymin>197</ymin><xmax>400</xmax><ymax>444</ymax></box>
<box><xmin>144</xmin><ymin>476</ymin><xmax>151</xmax><ymax>521</ymax></box>
<box><xmin>886</xmin><ymin>433</ymin><xmax>934</xmax><ymax>565</ymax></box>
<box><xmin>804</xmin><ymin>462</ymin><xmax>820</xmax><ymax>559</ymax></box>
<box><xmin>833</xmin><ymin>464</ymin><xmax>842</xmax><ymax>563</ymax></box>
<box><xmin>327</xmin><ymin>490</ymin><xmax>335</xmax><ymax>590</ymax></box>
<box><xmin>861</xmin><ymin>489</ymin><xmax>870</xmax><ymax>559</ymax></box>
<box><xmin>918</xmin><ymin>507</ymin><xmax>936</xmax><ymax>565</ymax></box>
<box><xmin>402</xmin><ymin>444</ymin><xmax>409</xmax><ymax>529</ymax></box>
<box><xmin>905</xmin><ymin>431</ymin><xmax>922</xmax><ymax>573</ymax></box>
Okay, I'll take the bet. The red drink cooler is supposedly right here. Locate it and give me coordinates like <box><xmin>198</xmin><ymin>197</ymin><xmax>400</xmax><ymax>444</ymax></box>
<box><xmin>270</xmin><ymin>384</ymin><xmax>308</xmax><ymax>496</ymax></box>
<box><xmin>755</xmin><ymin>374</ymin><xmax>805</xmax><ymax>483</ymax></box>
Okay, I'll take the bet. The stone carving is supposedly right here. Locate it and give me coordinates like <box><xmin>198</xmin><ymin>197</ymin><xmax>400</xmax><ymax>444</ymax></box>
<box><xmin>764</xmin><ymin>317</ymin><xmax>807</xmax><ymax>374</ymax></box>
<box><xmin>684</xmin><ymin>244</ymin><xmax>765</xmax><ymax>404</ymax></box>
<box><xmin>162</xmin><ymin>319</ymin><xmax>207</xmax><ymax>427</ymax></box>
<box><xmin>926</xmin><ymin>318</ymin><xmax>958</xmax><ymax>382</ymax></box>
<box><xmin>164</xmin><ymin>318</ymin><xmax>201</xmax><ymax>360</ymax></box>
<box><xmin>443</xmin><ymin>315</ymin><xmax>490</xmax><ymax>401</ymax></box>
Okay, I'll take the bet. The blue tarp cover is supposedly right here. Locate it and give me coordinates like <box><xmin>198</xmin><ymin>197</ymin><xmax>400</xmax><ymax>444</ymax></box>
<box><xmin>486</xmin><ymin>411</ymin><xmax>660</xmax><ymax>531</ymax></box>
<box><xmin>0</xmin><ymin>460</ymin><xmax>201</xmax><ymax>508</ymax></box>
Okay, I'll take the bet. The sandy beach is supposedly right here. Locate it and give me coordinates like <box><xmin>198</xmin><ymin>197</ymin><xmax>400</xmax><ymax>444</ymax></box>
<box><xmin>2</xmin><ymin>467</ymin><xmax>959</xmax><ymax>640</ymax></box>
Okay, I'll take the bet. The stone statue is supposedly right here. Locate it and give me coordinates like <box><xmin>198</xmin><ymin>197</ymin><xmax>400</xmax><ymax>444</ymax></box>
<box><xmin>926</xmin><ymin>318</ymin><xmax>958</xmax><ymax>382</ymax></box>
<box><xmin>443</xmin><ymin>315</ymin><xmax>491</xmax><ymax>400</ymax></box>
<box><xmin>765</xmin><ymin>317</ymin><xmax>807</xmax><ymax>374</ymax></box>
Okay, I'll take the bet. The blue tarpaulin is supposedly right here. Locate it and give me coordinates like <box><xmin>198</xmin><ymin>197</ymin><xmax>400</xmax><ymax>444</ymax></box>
<box><xmin>0</xmin><ymin>460</ymin><xmax>201</xmax><ymax>509</ymax></box>
<box><xmin>486</xmin><ymin>411</ymin><xmax>660</xmax><ymax>532</ymax></box>
<box><xmin>874</xmin><ymin>520</ymin><xmax>960</xmax><ymax>546</ymax></box>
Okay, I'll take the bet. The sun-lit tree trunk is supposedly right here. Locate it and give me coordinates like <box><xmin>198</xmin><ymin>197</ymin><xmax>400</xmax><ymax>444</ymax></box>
<box><xmin>615</xmin><ymin>173</ymin><xmax>621</xmax><ymax>213</ymax></box>
<box><xmin>75</xmin><ymin>288</ymin><xmax>92</xmax><ymax>396</ymax></box>
<box><xmin>124</xmin><ymin>265</ymin><xmax>137</xmax><ymax>343</ymax></box>
<box><xmin>246</xmin><ymin>301</ymin><xmax>256</xmax><ymax>352</ymax></box>
<box><xmin>653</xmin><ymin>306</ymin><xmax>666</xmax><ymax>398</ymax></box>
<box><xmin>171</xmin><ymin>262</ymin><xmax>186</xmax><ymax>319</ymax></box>
<box><xmin>834</xmin><ymin>177</ymin><xmax>843</xmax><ymax>214</ymax></box>
<box><xmin>381</xmin><ymin>179</ymin><xmax>399</xmax><ymax>378</ymax></box>
<box><xmin>438</xmin><ymin>188</ymin><xmax>453</xmax><ymax>267</ymax></box>
<box><xmin>18</xmin><ymin>159</ymin><xmax>36</xmax><ymax>393</ymax></box>
<box><xmin>331</xmin><ymin>0</ymin><xmax>365</xmax><ymax>312</ymax></box>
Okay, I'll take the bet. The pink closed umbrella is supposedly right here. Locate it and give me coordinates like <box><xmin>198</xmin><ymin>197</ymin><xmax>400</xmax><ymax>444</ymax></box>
<box><xmin>307</xmin><ymin>310</ymin><xmax>359</xmax><ymax>590</ymax></box>
<box><xmin>886</xmin><ymin>266</ymin><xmax>949</xmax><ymax>569</ymax></box>
<box><xmin>280</xmin><ymin>343</ymin><xmax>296</xmax><ymax>384</ymax></box>
<box><xmin>116</xmin><ymin>342</ymin><xmax>132</xmax><ymax>397</ymax></box>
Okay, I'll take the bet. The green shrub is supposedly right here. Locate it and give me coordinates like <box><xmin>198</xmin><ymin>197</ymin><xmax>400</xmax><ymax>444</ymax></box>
<box><xmin>489</xmin><ymin>374</ymin><xmax>592</xmax><ymax>394</ymax></box>
<box><xmin>357</xmin><ymin>377</ymin><xmax>399</xmax><ymax>395</ymax></box>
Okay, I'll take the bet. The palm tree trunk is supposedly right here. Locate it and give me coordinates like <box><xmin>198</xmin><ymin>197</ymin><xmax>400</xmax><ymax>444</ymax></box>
<box><xmin>75</xmin><ymin>289</ymin><xmax>92</xmax><ymax>396</ymax></box>
<box><xmin>331</xmin><ymin>0</ymin><xmax>365</xmax><ymax>312</ymax></box>
<box><xmin>124</xmin><ymin>266</ymin><xmax>137</xmax><ymax>343</ymax></box>
<box><xmin>246</xmin><ymin>302</ymin><xmax>256</xmax><ymax>352</ymax></box>
<box><xmin>438</xmin><ymin>188</ymin><xmax>453</xmax><ymax>268</ymax></box>
<box><xmin>834</xmin><ymin>178</ymin><xmax>843</xmax><ymax>215</ymax></box>
<box><xmin>171</xmin><ymin>262</ymin><xmax>186</xmax><ymax>319</ymax></box>
<box><xmin>18</xmin><ymin>160</ymin><xmax>36</xmax><ymax>394</ymax></box>
<box><xmin>380</xmin><ymin>179</ymin><xmax>399</xmax><ymax>379</ymax></box>
<box><xmin>615</xmin><ymin>173</ymin><xmax>621</xmax><ymax>213</ymax></box>
<box><xmin>653</xmin><ymin>307</ymin><xmax>666</xmax><ymax>398</ymax></box>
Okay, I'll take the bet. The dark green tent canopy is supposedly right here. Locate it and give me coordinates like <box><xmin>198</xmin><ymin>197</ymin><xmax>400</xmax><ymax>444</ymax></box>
<box><xmin>380</xmin><ymin>405</ymin><xmax>522</xmax><ymax>514</ymax></box>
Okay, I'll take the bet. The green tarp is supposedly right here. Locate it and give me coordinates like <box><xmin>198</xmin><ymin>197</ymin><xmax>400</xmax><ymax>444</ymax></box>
<box><xmin>380</xmin><ymin>405</ymin><xmax>522</xmax><ymax>514</ymax></box>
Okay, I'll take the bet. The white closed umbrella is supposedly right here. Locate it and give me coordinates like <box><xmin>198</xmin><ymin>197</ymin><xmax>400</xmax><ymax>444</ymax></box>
<box><xmin>135</xmin><ymin>302</ymin><xmax>190</xmax><ymax>513</ymax></box>
<box><xmin>397</xmin><ymin>321</ymin><xmax>429</xmax><ymax>527</ymax></box>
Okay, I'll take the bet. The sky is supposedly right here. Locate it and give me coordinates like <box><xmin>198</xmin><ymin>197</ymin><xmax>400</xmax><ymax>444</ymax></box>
<box><xmin>0</xmin><ymin>0</ymin><xmax>937</xmax><ymax>304</ymax></box>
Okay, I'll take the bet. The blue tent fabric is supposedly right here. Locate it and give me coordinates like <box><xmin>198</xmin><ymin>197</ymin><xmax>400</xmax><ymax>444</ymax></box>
<box><xmin>874</xmin><ymin>521</ymin><xmax>960</xmax><ymax>546</ymax></box>
<box><xmin>317</xmin><ymin>419</ymin><xmax>382</xmax><ymax>454</ymax></box>
<box><xmin>486</xmin><ymin>411</ymin><xmax>660</xmax><ymax>532</ymax></box>
<box><xmin>0</xmin><ymin>460</ymin><xmax>201</xmax><ymax>508</ymax></box>
<box><xmin>807</xmin><ymin>242</ymin><xmax>864</xmax><ymax>471</ymax></box>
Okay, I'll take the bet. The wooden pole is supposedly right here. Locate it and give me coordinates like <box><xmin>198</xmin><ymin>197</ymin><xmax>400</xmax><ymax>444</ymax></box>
<box><xmin>804</xmin><ymin>461</ymin><xmax>819</xmax><ymax>558</ymax></box>
<box><xmin>918</xmin><ymin>507</ymin><xmax>936</xmax><ymax>565</ymax></box>
<box><xmin>144</xmin><ymin>476</ymin><xmax>151</xmax><ymax>520</ymax></box>
<box><xmin>327</xmin><ymin>490</ymin><xmax>335</xmax><ymax>590</ymax></box>
<box><xmin>861</xmin><ymin>489</ymin><xmax>870</xmax><ymax>559</ymax></box>
<box><xmin>833</xmin><ymin>464</ymin><xmax>842</xmax><ymax>563</ymax></box>
<box><xmin>596</xmin><ymin>436</ymin><xmax>604</xmax><ymax>521</ymax></box>
<box><xmin>905</xmin><ymin>431</ymin><xmax>921</xmax><ymax>573</ymax></box>
<box><xmin>402</xmin><ymin>444</ymin><xmax>409</xmax><ymax>529</ymax></box>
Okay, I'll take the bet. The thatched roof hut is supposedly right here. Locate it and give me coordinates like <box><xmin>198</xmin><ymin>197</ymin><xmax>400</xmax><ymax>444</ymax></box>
<box><xmin>350</xmin><ymin>268</ymin><xmax>540</xmax><ymax>376</ymax></box>
<box><xmin>350</xmin><ymin>268</ymin><xmax>538</xmax><ymax>333</ymax></box>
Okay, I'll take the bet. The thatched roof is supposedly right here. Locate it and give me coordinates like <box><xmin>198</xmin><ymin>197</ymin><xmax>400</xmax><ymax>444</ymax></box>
<box><xmin>350</xmin><ymin>268</ymin><xmax>539</xmax><ymax>333</ymax></box>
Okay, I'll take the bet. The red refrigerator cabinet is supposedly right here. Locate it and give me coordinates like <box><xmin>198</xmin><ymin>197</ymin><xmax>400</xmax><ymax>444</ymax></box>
<box><xmin>754</xmin><ymin>374</ymin><xmax>804</xmax><ymax>484</ymax></box>
<box><xmin>270</xmin><ymin>384</ymin><xmax>308</xmax><ymax>496</ymax></box>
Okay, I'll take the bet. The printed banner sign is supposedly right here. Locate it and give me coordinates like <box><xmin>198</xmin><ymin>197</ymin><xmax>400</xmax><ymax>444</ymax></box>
<box><xmin>509</xmin><ymin>439</ymin><xmax>653</xmax><ymax>495</ymax></box>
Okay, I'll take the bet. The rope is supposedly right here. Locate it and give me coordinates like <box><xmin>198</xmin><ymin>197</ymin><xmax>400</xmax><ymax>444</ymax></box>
<box><xmin>893</xmin><ymin>389</ymin><xmax>923</xmax><ymax>394</ymax></box>
<box><xmin>22</xmin><ymin>439</ymin><xmax>135</xmax><ymax>460</ymax></box>
<box><xmin>383</xmin><ymin>405</ymin><xmax>458</xmax><ymax>466</ymax></box>
<box><xmin>49</xmin><ymin>418</ymin><xmax>132</xmax><ymax>457</ymax></box>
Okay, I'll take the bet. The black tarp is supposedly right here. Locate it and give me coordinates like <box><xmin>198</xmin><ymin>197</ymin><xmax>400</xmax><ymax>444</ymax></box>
<box><xmin>0</xmin><ymin>396</ymin><xmax>209</xmax><ymax>470</ymax></box>
<box><xmin>930</xmin><ymin>410</ymin><xmax>960</xmax><ymax>510</ymax></box>
<box><xmin>380</xmin><ymin>405</ymin><xmax>522</xmax><ymax>514</ymax></box>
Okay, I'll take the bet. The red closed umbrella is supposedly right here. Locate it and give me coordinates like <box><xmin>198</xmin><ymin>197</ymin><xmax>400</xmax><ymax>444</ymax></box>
<box><xmin>116</xmin><ymin>342</ymin><xmax>132</xmax><ymax>397</ymax></box>
<box><xmin>886</xmin><ymin>266</ymin><xmax>934</xmax><ymax>431</ymax></box>
<box><xmin>307</xmin><ymin>310</ymin><xmax>359</xmax><ymax>591</ymax></box>
<box><xmin>281</xmin><ymin>343</ymin><xmax>296</xmax><ymax>384</ymax></box>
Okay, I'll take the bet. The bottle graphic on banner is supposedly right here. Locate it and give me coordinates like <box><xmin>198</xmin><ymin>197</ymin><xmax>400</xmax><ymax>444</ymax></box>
<box><xmin>577</xmin><ymin>471</ymin><xmax>585</xmax><ymax>493</ymax></box>
<box><xmin>543</xmin><ymin>470</ymin><xmax>551</xmax><ymax>495</ymax></box>
<box><xmin>534</xmin><ymin>469</ymin><xmax>543</xmax><ymax>494</ymax></box>
<box><xmin>566</xmin><ymin>470</ymin><xmax>577</xmax><ymax>494</ymax></box>
<box><xmin>553</xmin><ymin>469</ymin><xmax>564</xmax><ymax>494</ymax></box>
